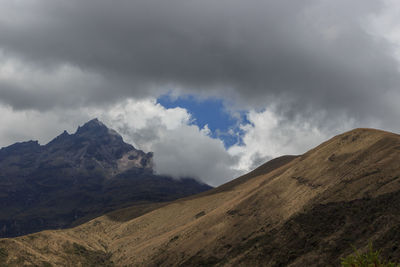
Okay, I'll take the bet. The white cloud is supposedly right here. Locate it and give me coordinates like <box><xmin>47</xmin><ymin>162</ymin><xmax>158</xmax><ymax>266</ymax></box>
<box><xmin>228</xmin><ymin>108</ymin><xmax>356</xmax><ymax>172</ymax></box>
<box><xmin>150</xmin><ymin>125</ymin><xmax>239</xmax><ymax>186</ymax></box>
<box><xmin>0</xmin><ymin>51</ymin><xmax>107</xmax><ymax>110</ymax></box>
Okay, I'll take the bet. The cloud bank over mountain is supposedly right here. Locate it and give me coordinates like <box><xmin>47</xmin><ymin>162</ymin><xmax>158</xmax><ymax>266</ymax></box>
<box><xmin>0</xmin><ymin>99</ymin><xmax>355</xmax><ymax>186</ymax></box>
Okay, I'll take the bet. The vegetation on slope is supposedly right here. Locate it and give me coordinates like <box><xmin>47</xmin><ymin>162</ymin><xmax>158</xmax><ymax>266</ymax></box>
<box><xmin>341</xmin><ymin>242</ymin><xmax>399</xmax><ymax>267</ymax></box>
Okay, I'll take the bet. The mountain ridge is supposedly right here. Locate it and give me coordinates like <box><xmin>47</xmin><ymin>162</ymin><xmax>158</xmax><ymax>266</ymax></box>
<box><xmin>2</xmin><ymin>127</ymin><xmax>400</xmax><ymax>266</ymax></box>
<box><xmin>0</xmin><ymin>119</ymin><xmax>211</xmax><ymax>238</ymax></box>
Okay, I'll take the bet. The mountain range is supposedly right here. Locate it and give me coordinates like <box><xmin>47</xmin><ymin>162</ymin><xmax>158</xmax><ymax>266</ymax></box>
<box><xmin>0</xmin><ymin>119</ymin><xmax>211</xmax><ymax>238</ymax></box>
<box><xmin>1</xmin><ymin>128</ymin><xmax>400</xmax><ymax>266</ymax></box>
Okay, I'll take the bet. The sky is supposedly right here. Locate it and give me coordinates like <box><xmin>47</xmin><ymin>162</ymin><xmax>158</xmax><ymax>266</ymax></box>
<box><xmin>1</xmin><ymin>0</ymin><xmax>400</xmax><ymax>186</ymax></box>
<box><xmin>157</xmin><ymin>94</ymin><xmax>249</xmax><ymax>147</ymax></box>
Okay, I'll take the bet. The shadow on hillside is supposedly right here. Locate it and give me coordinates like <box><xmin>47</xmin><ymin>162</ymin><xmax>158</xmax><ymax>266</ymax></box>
<box><xmin>194</xmin><ymin>189</ymin><xmax>400</xmax><ymax>266</ymax></box>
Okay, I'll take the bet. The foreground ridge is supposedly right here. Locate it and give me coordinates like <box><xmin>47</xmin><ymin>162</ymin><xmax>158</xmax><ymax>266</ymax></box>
<box><xmin>1</xmin><ymin>128</ymin><xmax>400</xmax><ymax>266</ymax></box>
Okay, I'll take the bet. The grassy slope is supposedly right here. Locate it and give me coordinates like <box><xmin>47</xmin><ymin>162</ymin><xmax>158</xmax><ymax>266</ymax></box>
<box><xmin>1</xmin><ymin>128</ymin><xmax>400</xmax><ymax>266</ymax></box>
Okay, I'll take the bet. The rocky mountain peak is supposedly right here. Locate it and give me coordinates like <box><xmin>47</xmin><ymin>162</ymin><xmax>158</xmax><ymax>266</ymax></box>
<box><xmin>49</xmin><ymin>119</ymin><xmax>152</xmax><ymax>171</ymax></box>
<box><xmin>73</xmin><ymin>119</ymin><xmax>129</xmax><ymax>151</ymax></box>
<box><xmin>76</xmin><ymin>118</ymin><xmax>109</xmax><ymax>135</ymax></box>
<box><xmin>1</xmin><ymin>119</ymin><xmax>153</xmax><ymax>175</ymax></box>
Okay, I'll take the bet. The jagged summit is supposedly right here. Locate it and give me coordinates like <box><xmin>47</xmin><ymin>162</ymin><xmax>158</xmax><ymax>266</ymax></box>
<box><xmin>1</xmin><ymin>119</ymin><xmax>150</xmax><ymax>176</ymax></box>
<box><xmin>85</xmin><ymin>117</ymin><xmax>103</xmax><ymax>126</ymax></box>
<box><xmin>76</xmin><ymin>118</ymin><xmax>108</xmax><ymax>135</ymax></box>
<box><xmin>71</xmin><ymin>119</ymin><xmax>136</xmax><ymax>161</ymax></box>
<box><xmin>47</xmin><ymin>119</ymin><xmax>150</xmax><ymax>171</ymax></box>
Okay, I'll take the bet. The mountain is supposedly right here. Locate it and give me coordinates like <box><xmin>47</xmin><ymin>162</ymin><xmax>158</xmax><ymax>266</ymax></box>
<box><xmin>0</xmin><ymin>119</ymin><xmax>212</xmax><ymax>238</ymax></box>
<box><xmin>1</xmin><ymin>128</ymin><xmax>400</xmax><ymax>266</ymax></box>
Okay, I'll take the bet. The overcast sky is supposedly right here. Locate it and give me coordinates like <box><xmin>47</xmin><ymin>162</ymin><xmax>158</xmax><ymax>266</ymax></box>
<box><xmin>1</xmin><ymin>0</ymin><xmax>400</xmax><ymax>186</ymax></box>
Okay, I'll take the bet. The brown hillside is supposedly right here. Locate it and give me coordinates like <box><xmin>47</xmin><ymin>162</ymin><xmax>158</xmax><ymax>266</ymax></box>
<box><xmin>1</xmin><ymin>128</ymin><xmax>400</xmax><ymax>266</ymax></box>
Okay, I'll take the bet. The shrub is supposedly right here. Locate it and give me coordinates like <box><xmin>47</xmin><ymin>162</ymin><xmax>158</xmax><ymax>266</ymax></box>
<box><xmin>341</xmin><ymin>242</ymin><xmax>399</xmax><ymax>267</ymax></box>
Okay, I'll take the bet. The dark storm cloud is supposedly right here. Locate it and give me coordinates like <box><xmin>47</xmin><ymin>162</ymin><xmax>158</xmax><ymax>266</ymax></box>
<box><xmin>0</xmin><ymin>0</ymin><xmax>399</xmax><ymax>125</ymax></box>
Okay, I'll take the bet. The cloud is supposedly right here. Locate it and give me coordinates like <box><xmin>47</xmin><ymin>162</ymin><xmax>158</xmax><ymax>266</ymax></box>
<box><xmin>150</xmin><ymin>126</ymin><xmax>239</xmax><ymax>186</ymax></box>
<box><xmin>0</xmin><ymin>0</ymin><xmax>399</xmax><ymax>127</ymax></box>
<box><xmin>0</xmin><ymin>53</ymin><xmax>108</xmax><ymax>110</ymax></box>
<box><xmin>228</xmin><ymin>107</ymin><xmax>357</xmax><ymax>172</ymax></box>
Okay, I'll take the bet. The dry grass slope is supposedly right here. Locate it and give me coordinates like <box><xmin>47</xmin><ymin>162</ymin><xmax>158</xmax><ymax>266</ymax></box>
<box><xmin>1</xmin><ymin>128</ymin><xmax>400</xmax><ymax>266</ymax></box>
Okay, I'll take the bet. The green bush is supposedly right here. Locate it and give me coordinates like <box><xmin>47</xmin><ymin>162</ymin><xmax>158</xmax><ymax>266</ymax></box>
<box><xmin>341</xmin><ymin>242</ymin><xmax>399</xmax><ymax>267</ymax></box>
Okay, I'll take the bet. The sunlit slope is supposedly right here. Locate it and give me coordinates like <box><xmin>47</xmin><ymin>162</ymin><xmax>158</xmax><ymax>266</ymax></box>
<box><xmin>2</xmin><ymin>128</ymin><xmax>400</xmax><ymax>266</ymax></box>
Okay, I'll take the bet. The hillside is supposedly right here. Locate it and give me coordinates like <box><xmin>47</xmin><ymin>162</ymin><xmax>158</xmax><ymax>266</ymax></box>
<box><xmin>0</xmin><ymin>119</ymin><xmax>211</xmax><ymax>238</ymax></box>
<box><xmin>1</xmin><ymin>128</ymin><xmax>400</xmax><ymax>266</ymax></box>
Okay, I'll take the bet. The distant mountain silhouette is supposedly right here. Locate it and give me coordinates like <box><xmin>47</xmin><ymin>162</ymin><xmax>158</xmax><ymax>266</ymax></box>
<box><xmin>0</xmin><ymin>119</ymin><xmax>211</xmax><ymax>237</ymax></box>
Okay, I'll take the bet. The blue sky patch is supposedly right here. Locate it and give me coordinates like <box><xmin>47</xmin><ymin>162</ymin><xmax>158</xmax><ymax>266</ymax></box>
<box><xmin>157</xmin><ymin>94</ymin><xmax>248</xmax><ymax>147</ymax></box>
